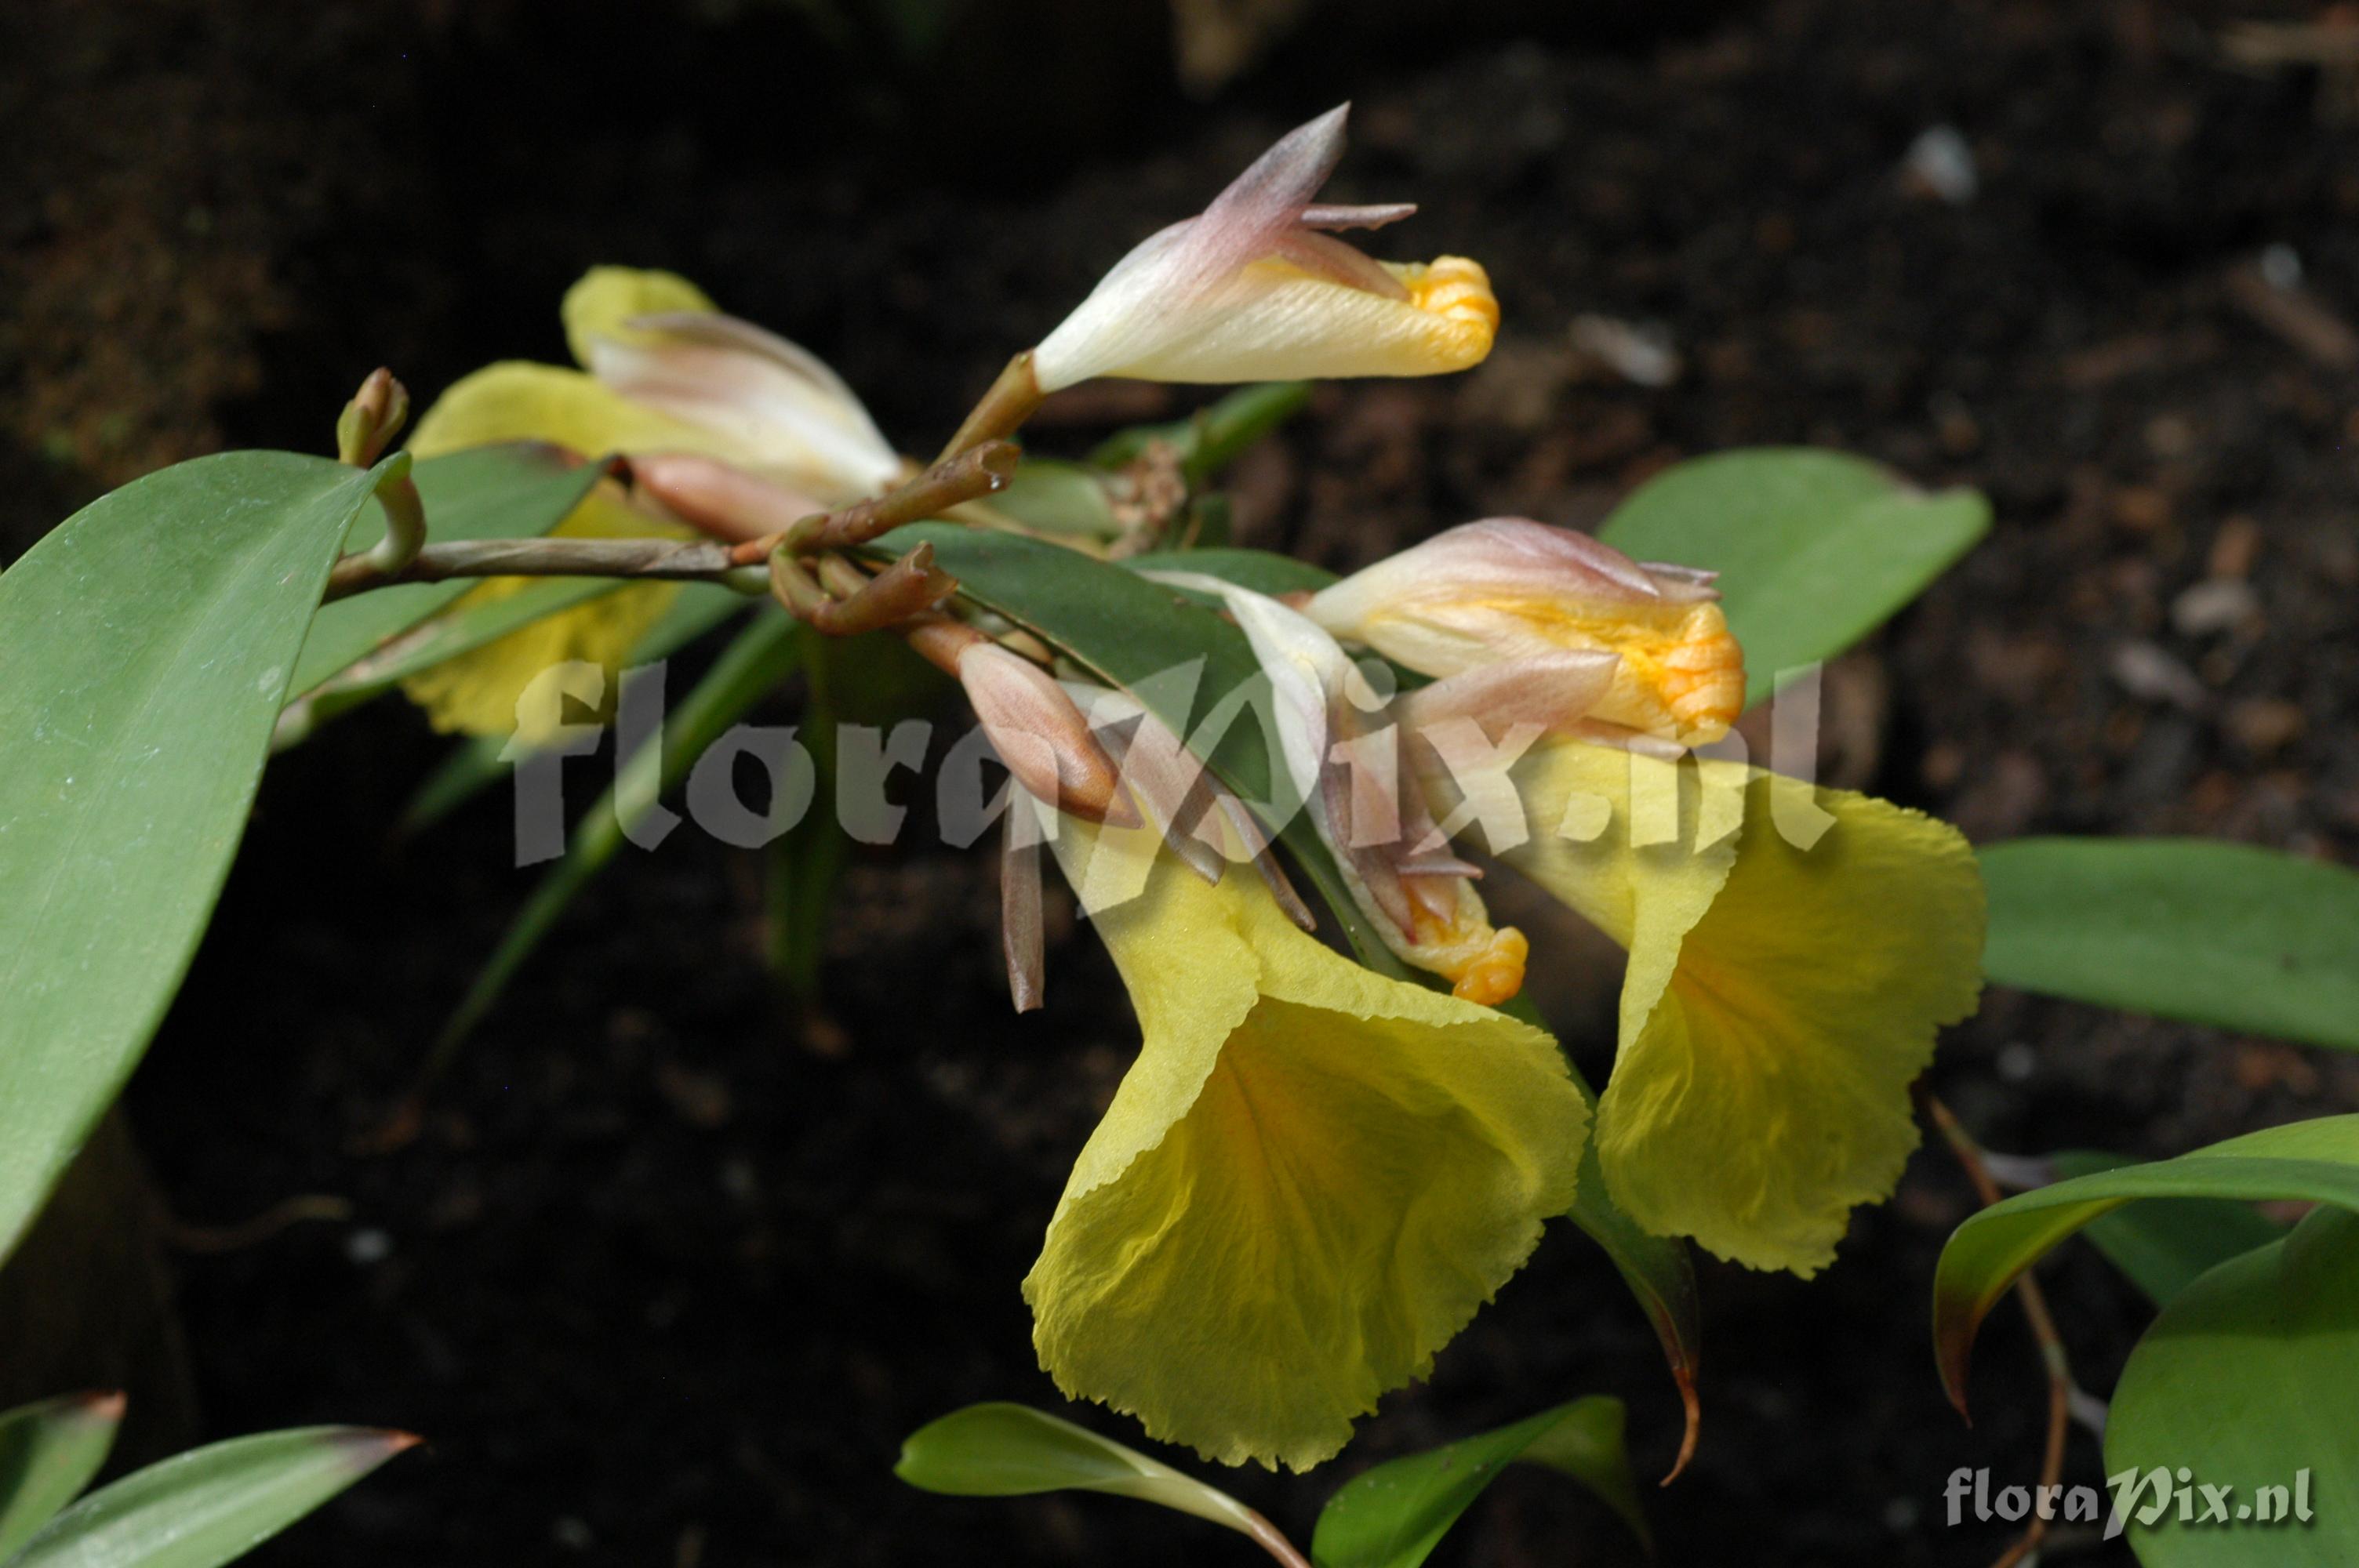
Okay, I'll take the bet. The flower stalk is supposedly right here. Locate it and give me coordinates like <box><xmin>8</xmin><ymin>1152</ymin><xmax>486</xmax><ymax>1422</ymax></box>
<box><xmin>936</xmin><ymin>352</ymin><xmax>1046</xmax><ymax>463</ymax></box>
<box><xmin>730</xmin><ymin>438</ymin><xmax>1021</xmax><ymax>563</ymax></box>
<box><xmin>323</xmin><ymin>533</ymin><xmax>764</xmax><ymax>602</ymax></box>
<box><xmin>320</xmin><ymin>441</ymin><xmax>1019</xmax><ymax>604</ymax></box>
<box><xmin>770</xmin><ymin>546</ymin><xmax>959</xmax><ymax>637</ymax></box>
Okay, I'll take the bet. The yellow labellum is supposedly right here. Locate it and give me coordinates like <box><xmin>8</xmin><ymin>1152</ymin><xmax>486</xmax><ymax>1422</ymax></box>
<box><xmin>409</xmin><ymin>360</ymin><xmax>751</xmax><ymax>466</ymax></box>
<box><xmin>1027</xmin><ymin>818</ymin><xmax>1586</xmax><ymax>1469</ymax></box>
<box><xmin>561</xmin><ymin>265</ymin><xmax>718</xmax><ymax>367</ymax></box>
<box><xmin>1496</xmin><ymin>740</ymin><xmax>1983</xmax><ymax>1275</ymax></box>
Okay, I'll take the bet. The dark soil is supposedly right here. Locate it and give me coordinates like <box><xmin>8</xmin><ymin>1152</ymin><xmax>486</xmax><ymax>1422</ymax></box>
<box><xmin>6</xmin><ymin>1</ymin><xmax>2358</xmax><ymax>1564</ymax></box>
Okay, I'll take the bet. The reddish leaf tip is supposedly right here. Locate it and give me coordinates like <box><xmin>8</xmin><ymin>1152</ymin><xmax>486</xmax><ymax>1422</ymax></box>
<box><xmin>1658</xmin><ymin>1373</ymin><xmax>1701</xmax><ymax>1485</ymax></box>
<box><xmin>334</xmin><ymin>1428</ymin><xmax>427</xmax><ymax>1469</ymax></box>
<box><xmin>80</xmin><ymin>1391</ymin><xmax>129</xmax><ymax>1421</ymax></box>
<box><xmin>1934</xmin><ymin>1289</ymin><xmax>1993</xmax><ymax>1424</ymax></box>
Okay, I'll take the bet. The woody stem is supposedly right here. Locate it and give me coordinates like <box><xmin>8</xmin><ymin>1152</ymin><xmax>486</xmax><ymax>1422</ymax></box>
<box><xmin>321</xmin><ymin>535</ymin><xmax>770</xmax><ymax>602</ymax></box>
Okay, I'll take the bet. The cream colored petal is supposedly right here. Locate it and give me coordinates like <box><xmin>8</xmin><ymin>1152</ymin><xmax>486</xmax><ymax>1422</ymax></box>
<box><xmin>584</xmin><ymin>333</ymin><xmax>901</xmax><ymax>500</ymax></box>
<box><xmin>1055</xmin><ymin>256</ymin><xmax>1497</xmax><ymax>388</ymax></box>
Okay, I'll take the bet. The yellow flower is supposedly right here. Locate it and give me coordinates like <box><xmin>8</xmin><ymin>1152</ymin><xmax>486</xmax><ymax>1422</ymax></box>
<box><xmin>1476</xmin><ymin>739</ymin><xmax>1985</xmax><ymax>1275</ymax></box>
<box><xmin>401</xmin><ymin>267</ymin><xmax>899</xmax><ymax>741</ymax></box>
<box><xmin>1030</xmin><ymin>105</ymin><xmax>1497</xmax><ymax>391</ymax></box>
<box><xmin>1026</xmin><ymin>809</ymin><xmax>1587</xmax><ymax>1469</ymax></box>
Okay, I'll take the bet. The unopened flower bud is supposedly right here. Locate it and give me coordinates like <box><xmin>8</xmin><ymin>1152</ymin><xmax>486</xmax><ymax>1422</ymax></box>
<box><xmin>1030</xmin><ymin>105</ymin><xmax>1497</xmax><ymax>392</ymax></box>
<box><xmin>911</xmin><ymin>623</ymin><xmax>1136</xmax><ymax>828</ymax></box>
<box><xmin>336</xmin><ymin>368</ymin><xmax>410</xmax><ymax>466</ymax></box>
<box><xmin>1306</xmin><ymin>517</ymin><xmax>1746</xmax><ymax>744</ymax></box>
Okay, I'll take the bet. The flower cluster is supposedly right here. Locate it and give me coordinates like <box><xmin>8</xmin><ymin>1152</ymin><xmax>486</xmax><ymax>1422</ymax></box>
<box><xmin>405</xmin><ymin>105</ymin><xmax>1985</xmax><ymax>1474</ymax></box>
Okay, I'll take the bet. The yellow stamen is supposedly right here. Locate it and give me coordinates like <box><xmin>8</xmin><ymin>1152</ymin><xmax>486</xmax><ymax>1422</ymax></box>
<box><xmin>1449</xmin><ymin>927</ymin><xmax>1529</xmax><ymax>1006</ymax></box>
<box><xmin>1398</xmin><ymin>256</ymin><xmax>1501</xmax><ymax>336</ymax></box>
<box><xmin>1435</xmin><ymin>593</ymin><xmax>1743</xmax><ymax>742</ymax></box>
<box><xmin>1400</xmin><ymin>879</ymin><xmax>1529</xmax><ymax>1006</ymax></box>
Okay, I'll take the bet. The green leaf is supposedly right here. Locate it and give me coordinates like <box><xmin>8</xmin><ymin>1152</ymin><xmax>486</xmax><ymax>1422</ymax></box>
<box><xmin>765</xmin><ymin>628</ymin><xmax>841</xmax><ymax>996</ymax></box>
<box><xmin>2047</xmin><ymin>1150</ymin><xmax>2287</xmax><ymax>1308</ymax></box>
<box><xmin>1559</xmin><ymin>1072</ymin><xmax>1699</xmax><ymax>1482</ymax></box>
<box><xmin>0</xmin><ymin>451</ymin><xmax>394</xmax><ymax>1262</ymax></box>
<box><xmin>1089</xmin><ymin>382</ymin><xmax>1312</xmax><ymax>480</ymax></box>
<box><xmin>393</xmin><ymin>585</ymin><xmax>752</xmax><ymax>838</ymax></box>
<box><xmin>2103</xmin><ymin>1203</ymin><xmax>2358</xmax><ymax>1564</ymax></box>
<box><xmin>431</xmin><ymin>609</ymin><xmax>804</xmax><ymax>1057</ymax></box>
<box><xmin>1311</xmin><ymin>1397</ymin><xmax>1648</xmax><ymax>1568</ymax></box>
<box><xmin>1980</xmin><ymin>837</ymin><xmax>2359</xmax><ymax>1053</ymax></box>
<box><xmin>0</xmin><ymin>1393</ymin><xmax>125</xmax><ymax>1556</ymax></box>
<box><xmin>1933</xmin><ymin>1115</ymin><xmax>2359</xmax><ymax>1414</ymax></box>
<box><xmin>990</xmin><ymin>460</ymin><xmax>1123</xmax><ymax>539</ymax></box>
<box><xmin>1124</xmin><ymin>546</ymin><xmax>1339</xmax><ymax>598</ymax></box>
<box><xmin>761</xmin><ymin>631</ymin><xmax>940</xmax><ymax>995</ymax></box>
<box><xmin>393</xmin><ymin>733</ymin><xmax>511</xmax><ymax>839</ymax></box>
<box><xmin>277</xmin><ymin>576</ymin><xmax>630</xmax><ymax>739</ymax></box>
<box><xmin>870</xmin><ymin>524</ymin><xmax>1385</xmax><ymax>956</ymax></box>
<box><xmin>1481</xmin><ymin>993</ymin><xmax>1700</xmax><ymax>1483</ymax></box>
<box><xmin>631</xmin><ymin>583</ymin><xmax>753</xmax><ymax>664</ymax></box>
<box><xmin>1597</xmin><ymin>448</ymin><xmax>1989</xmax><ymax>706</ymax></box>
<box><xmin>5</xmin><ymin>1426</ymin><xmax>414</xmax><ymax>1568</ymax></box>
<box><xmin>895</xmin><ymin>1404</ymin><xmax>1289</xmax><ymax>1555</ymax></box>
<box><xmin>288</xmin><ymin>442</ymin><xmax>606</xmax><ymax>695</ymax></box>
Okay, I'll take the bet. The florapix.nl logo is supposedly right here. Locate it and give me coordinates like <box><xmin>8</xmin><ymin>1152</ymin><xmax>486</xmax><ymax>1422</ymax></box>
<box><xmin>1945</xmin><ymin>1466</ymin><xmax>2317</xmax><ymax>1539</ymax></box>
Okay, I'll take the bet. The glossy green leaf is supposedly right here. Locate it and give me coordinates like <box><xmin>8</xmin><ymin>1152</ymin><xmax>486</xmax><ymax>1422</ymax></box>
<box><xmin>276</xmin><ymin>576</ymin><xmax>630</xmax><ymax>741</ymax></box>
<box><xmin>2104</xmin><ymin>1203</ymin><xmax>2357</xmax><ymax>1564</ymax></box>
<box><xmin>1125</xmin><ymin>547</ymin><xmax>1338</xmax><ymax>598</ymax></box>
<box><xmin>991</xmin><ymin>460</ymin><xmax>1123</xmax><ymax>539</ymax></box>
<box><xmin>2047</xmin><ymin>1150</ymin><xmax>2286</xmax><ymax>1308</ymax></box>
<box><xmin>0</xmin><ymin>451</ymin><xmax>394</xmax><ymax>1262</ymax></box>
<box><xmin>431</xmin><ymin>609</ymin><xmax>804</xmax><ymax>1058</ymax></box>
<box><xmin>1597</xmin><ymin>448</ymin><xmax>1988</xmax><ymax>705</ymax></box>
<box><xmin>871</xmin><ymin>524</ymin><xmax>1376</xmax><ymax>954</ymax></box>
<box><xmin>5</xmin><ymin>1426</ymin><xmax>414</xmax><ymax>1568</ymax></box>
<box><xmin>1089</xmin><ymin>381</ymin><xmax>1312</xmax><ymax>479</ymax></box>
<box><xmin>1933</xmin><ymin>1116</ymin><xmax>2359</xmax><ymax>1414</ymax></box>
<box><xmin>1312</xmin><ymin>1397</ymin><xmax>1648</xmax><ymax>1568</ymax></box>
<box><xmin>895</xmin><ymin>1403</ymin><xmax>1289</xmax><ymax>1555</ymax></box>
<box><xmin>392</xmin><ymin>585</ymin><xmax>752</xmax><ymax>838</ymax></box>
<box><xmin>0</xmin><ymin>1393</ymin><xmax>125</xmax><ymax>1556</ymax></box>
<box><xmin>288</xmin><ymin>442</ymin><xmax>606</xmax><ymax>695</ymax></box>
<box><xmin>1981</xmin><ymin>837</ymin><xmax>2359</xmax><ymax>1052</ymax></box>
